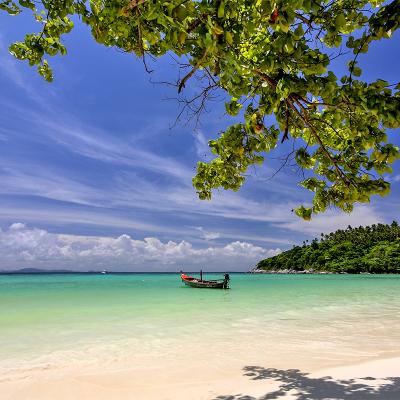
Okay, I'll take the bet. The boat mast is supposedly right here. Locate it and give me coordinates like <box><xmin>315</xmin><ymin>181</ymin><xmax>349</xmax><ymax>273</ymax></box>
<box><xmin>200</xmin><ymin>269</ymin><xmax>203</xmax><ymax>282</ymax></box>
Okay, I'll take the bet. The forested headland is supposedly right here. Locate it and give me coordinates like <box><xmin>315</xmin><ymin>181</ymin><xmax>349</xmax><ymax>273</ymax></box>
<box><xmin>254</xmin><ymin>221</ymin><xmax>400</xmax><ymax>274</ymax></box>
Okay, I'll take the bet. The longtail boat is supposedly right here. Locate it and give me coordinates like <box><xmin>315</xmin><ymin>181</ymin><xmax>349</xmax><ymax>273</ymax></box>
<box><xmin>180</xmin><ymin>271</ymin><xmax>230</xmax><ymax>289</ymax></box>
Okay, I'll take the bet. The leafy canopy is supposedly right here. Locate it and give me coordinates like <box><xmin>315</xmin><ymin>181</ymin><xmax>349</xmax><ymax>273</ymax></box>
<box><xmin>2</xmin><ymin>0</ymin><xmax>400</xmax><ymax>219</ymax></box>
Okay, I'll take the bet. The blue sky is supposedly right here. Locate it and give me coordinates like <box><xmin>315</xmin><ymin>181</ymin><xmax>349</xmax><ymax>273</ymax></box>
<box><xmin>0</xmin><ymin>11</ymin><xmax>399</xmax><ymax>271</ymax></box>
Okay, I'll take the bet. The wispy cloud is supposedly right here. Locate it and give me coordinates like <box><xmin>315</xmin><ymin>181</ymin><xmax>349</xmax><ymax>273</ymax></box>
<box><xmin>0</xmin><ymin>163</ymin><xmax>106</xmax><ymax>207</ymax></box>
<box><xmin>0</xmin><ymin>149</ymin><xmax>295</xmax><ymax>227</ymax></box>
<box><xmin>275</xmin><ymin>205</ymin><xmax>384</xmax><ymax>236</ymax></box>
<box><xmin>0</xmin><ymin>35</ymin><xmax>25</xmax><ymax>89</ymax></box>
<box><xmin>36</xmin><ymin>116</ymin><xmax>193</xmax><ymax>183</ymax></box>
<box><xmin>0</xmin><ymin>101</ymin><xmax>303</xmax><ymax>228</ymax></box>
<box><xmin>192</xmin><ymin>130</ymin><xmax>211</xmax><ymax>159</ymax></box>
<box><xmin>0</xmin><ymin>203</ymin><xmax>170</xmax><ymax>235</ymax></box>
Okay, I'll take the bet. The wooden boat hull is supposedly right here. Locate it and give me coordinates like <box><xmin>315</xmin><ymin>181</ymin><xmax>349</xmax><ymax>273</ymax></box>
<box><xmin>181</xmin><ymin>275</ymin><xmax>229</xmax><ymax>289</ymax></box>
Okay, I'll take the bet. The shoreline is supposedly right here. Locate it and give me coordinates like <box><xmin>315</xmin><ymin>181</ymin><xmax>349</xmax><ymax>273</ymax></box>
<box><xmin>247</xmin><ymin>269</ymin><xmax>400</xmax><ymax>274</ymax></box>
<box><xmin>249</xmin><ymin>268</ymin><xmax>333</xmax><ymax>274</ymax></box>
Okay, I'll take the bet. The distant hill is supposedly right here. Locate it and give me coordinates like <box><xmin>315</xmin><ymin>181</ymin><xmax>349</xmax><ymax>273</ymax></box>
<box><xmin>0</xmin><ymin>268</ymin><xmax>85</xmax><ymax>274</ymax></box>
<box><xmin>253</xmin><ymin>221</ymin><xmax>400</xmax><ymax>274</ymax></box>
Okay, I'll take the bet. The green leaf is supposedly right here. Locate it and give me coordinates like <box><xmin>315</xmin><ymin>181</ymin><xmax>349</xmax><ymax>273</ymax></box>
<box><xmin>295</xmin><ymin>206</ymin><xmax>312</xmax><ymax>221</ymax></box>
<box><xmin>38</xmin><ymin>60</ymin><xmax>53</xmax><ymax>82</ymax></box>
<box><xmin>352</xmin><ymin>66</ymin><xmax>362</xmax><ymax>77</ymax></box>
<box><xmin>217</xmin><ymin>1</ymin><xmax>224</xmax><ymax>19</ymax></box>
<box><xmin>225</xmin><ymin>99</ymin><xmax>242</xmax><ymax>116</ymax></box>
<box><xmin>0</xmin><ymin>0</ymin><xmax>20</xmax><ymax>14</ymax></box>
<box><xmin>335</xmin><ymin>14</ymin><xmax>346</xmax><ymax>29</ymax></box>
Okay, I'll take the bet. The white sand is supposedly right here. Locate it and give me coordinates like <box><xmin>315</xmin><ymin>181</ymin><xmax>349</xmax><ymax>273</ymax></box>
<box><xmin>1</xmin><ymin>355</ymin><xmax>399</xmax><ymax>399</ymax></box>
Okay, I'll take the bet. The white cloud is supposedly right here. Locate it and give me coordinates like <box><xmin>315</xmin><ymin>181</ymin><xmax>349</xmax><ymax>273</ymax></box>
<box><xmin>0</xmin><ymin>223</ymin><xmax>280</xmax><ymax>271</ymax></box>
<box><xmin>9</xmin><ymin>222</ymin><xmax>26</xmax><ymax>230</ymax></box>
<box><xmin>393</xmin><ymin>175</ymin><xmax>400</xmax><ymax>182</ymax></box>
<box><xmin>203</xmin><ymin>231</ymin><xmax>221</xmax><ymax>240</ymax></box>
<box><xmin>267</xmin><ymin>248</ymin><xmax>282</xmax><ymax>257</ymax></box>
<box><xmin>195</xmin><ymin>226</ymin><xmax>221</xmax><ymax>241</ymax></box>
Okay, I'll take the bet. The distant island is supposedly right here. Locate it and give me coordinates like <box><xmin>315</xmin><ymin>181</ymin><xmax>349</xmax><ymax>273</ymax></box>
<box><xmin>0</xmin><ymin>269</ymin><xmax>205</xmax><ymax>275</ymax></box>
<box><xmin>0</xmin><ymin>268</ymin><xmax>118</xmax><ymax>275</ymax></box>
<box><xmin>0</xmin><ymin>268</ymin><xmax>96</xmax><ymax>274</ymax></box>
<box><xmin>252</xmin><ymin>221</ymin><xmax>400</xmax><ymax>274</ymax></box>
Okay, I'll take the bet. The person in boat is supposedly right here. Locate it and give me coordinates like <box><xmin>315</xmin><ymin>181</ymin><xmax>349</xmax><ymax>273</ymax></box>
<box><xmin>223</xmin><ymin>273</ymin><xmax>230</xmax><ymax>288</ymax></box>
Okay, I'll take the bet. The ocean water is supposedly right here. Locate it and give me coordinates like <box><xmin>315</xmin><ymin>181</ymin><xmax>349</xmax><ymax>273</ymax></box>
<box><xmin>1</xmin><ymin>273</ymin><xmax>400</xmax><ymax>371</ymax></box>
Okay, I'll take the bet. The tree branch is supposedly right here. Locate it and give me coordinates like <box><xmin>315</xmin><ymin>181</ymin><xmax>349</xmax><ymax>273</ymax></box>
<box><xmin>295</xmin><ymin>12</ymin><xmax>312</xmax><ymax>27</ymax></box>
<box><xmin>254</xmin><ymin>69</ymin><xmax>354</xmax><ymax>187</ymax></box>
<box><xmin>178</xmin><ymin>49</ymin><xmax>209</xmax><ymax>93</ymax></box>
<box><xmin>287</xmin><ymin>97</ymin><xmax>353</xmax><ymax>187</ymax></box>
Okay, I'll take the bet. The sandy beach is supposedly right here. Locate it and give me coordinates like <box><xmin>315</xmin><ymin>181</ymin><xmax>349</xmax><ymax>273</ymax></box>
<box><xmin>1</xmin><ymin>274</ymin><xmax>399</xmax><ymax>399</ymax></box>
<box><xmin>2</xmin><ymin>0</ymin><xmax>400</xmax><ymax>394</ymax></box>
<box><xmin>1</xmin><ymin>355</ymin><xmax>399</xmax><ymax>399</ymax></box>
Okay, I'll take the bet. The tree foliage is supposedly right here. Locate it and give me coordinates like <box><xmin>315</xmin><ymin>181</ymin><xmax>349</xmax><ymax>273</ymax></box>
<box><xmin>2</xmin><ymin>0</ymin><xmax>400</xmax><ymax>218</ymax></box>
<box><xmin>256</xmin><ymin>221</ymin><xmax>400</xmax><ymax>273</ymax></box>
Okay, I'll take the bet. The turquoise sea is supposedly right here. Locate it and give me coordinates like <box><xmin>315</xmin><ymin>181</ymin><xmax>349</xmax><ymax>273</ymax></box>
<box><xmin>1</xmin><ymin>273</ymin><xmax>400</xmax><ymax>371</ymax></box>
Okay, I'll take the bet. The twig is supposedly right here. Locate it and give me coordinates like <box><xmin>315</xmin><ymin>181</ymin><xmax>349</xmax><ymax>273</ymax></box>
<box><xmin>295</xmin><ymin>12</ymin><xmax>312</xmax><ymax>27</ymax></box>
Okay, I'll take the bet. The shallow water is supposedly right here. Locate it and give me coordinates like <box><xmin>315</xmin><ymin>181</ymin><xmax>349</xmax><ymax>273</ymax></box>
<box><xmin>1</xmin><ymin>273</ymin><xmax>400</xmax><ymax>370</ymax></box>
